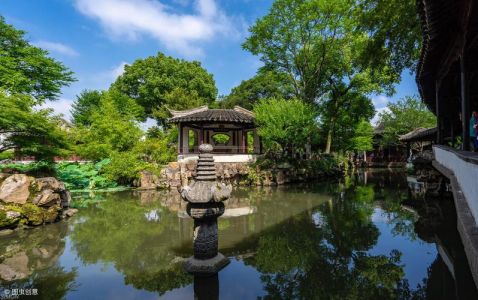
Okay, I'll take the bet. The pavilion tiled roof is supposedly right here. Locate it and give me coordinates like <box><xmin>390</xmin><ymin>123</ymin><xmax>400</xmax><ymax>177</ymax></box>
<box><xmin>168</xmin><ymin>106</ymin><xmax>255</xmax><ymax>124</ymax></box>
<box><xmin>399</xmin><ymin>127</ymin><xmax>437</xmax><ymax>142</ymax></box>
<box><xmin>416</xmin><ymin>0</ymin><xmax>478</xmax><ymax>111</ymax></box>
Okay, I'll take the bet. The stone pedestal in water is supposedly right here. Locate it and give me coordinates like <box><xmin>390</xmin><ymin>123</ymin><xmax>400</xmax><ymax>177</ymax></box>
<box><xmin>180</xmin><ymin>144</ymin><xmax>232</xmax><ymax>275</ymax></box>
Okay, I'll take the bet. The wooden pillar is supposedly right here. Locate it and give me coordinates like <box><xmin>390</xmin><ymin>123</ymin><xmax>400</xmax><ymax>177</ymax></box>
<box><xmin>435</xmin><ymin>81</ymin><xmax>444</xmax><ymax>144</ymax></box>
<box><xmin>241</xmin><ymin>130</ymin><xmax>246</xmax><ymax>154</ymax></box>
<box><xmin>199</xmin><ymin>127</ymin><xmax>204</xmax><ymax>145</ymax></box>
<box><xmin>179</xmin><ymin>123</ymin><xmax>183</xmax><ymax>154</ymax></box>
<box><xmin>461</xmin><ymin>55</ymin><xmax>471</xmax><ymax>151</ymax></box>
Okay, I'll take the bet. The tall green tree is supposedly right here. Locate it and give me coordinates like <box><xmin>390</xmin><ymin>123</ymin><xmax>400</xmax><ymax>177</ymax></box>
<box><xmin>352</xmin><ymin>119</ymin><xmax>374</xmax><ymax>160</ymax></box>
<box><xmin>71</xmin><ymin>90</ymin><xmax>102</xmax><ymax>126</ymax></box>
<box><xmin>112</xmin><ymin>52</ymin><xmax>217</xmax><ymax>126</ymax></box>
<box><xmin>0</xmin><ymin>17</ymin><xmax>75</xmax><ymax>104</ymax></box>
<box><xmin>378</xmin><ymin>96</ymin><xmax>436</xmax><ymax>146</ymax></box>
<box><xmin>0</xmin><ymin>92</ymin><xmax>70</xmax><ymax>159</ymax></box>
<box><xmin>319</xmin><ymin>92</ymin><xmax>374</xmax><ymax>152</ymax></box>
<box><xmin>221</xmin><ymin>70</ymin><xmax>295</xmax><ymax>110</ymax></box>
<box><xmin>71</xmin><ymin>89</ymin><xmax>144</xmax><ymax>126</ymax></box>
<box><xmin>253</xmin><ymin>98</ymin><xmax>317</xmax><ymax>156</ymax></box>
<box><xmin>0</xmin><ymin>18</ymin><xmax>74</xmax><ymax>159</ymax></box>
<box><xmin>73</xmin><ymin>91</ymin><xmax>143</xmax><ymax>160</ymax></box>
<box><xmin>243</xmin><ymin>0</ymin><xmax>399</xmax><ymax>153</ymax></box>
<box><xmin>358</xmin><ymin>0</ymin><xmax>421</xmax><ymax>73</ymax></box>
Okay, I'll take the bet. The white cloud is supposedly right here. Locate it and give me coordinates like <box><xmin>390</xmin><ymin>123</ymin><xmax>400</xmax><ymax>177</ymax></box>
<box><xmin>74</xmin><ymin>0</ymin><xmax>237</xmax><ymax>57</ymax></box>
<box><xmin>372</xmin><ymin>95</ymin><xmax>390</xmax><ymax>109</ymax></box>
<box><xmin>371</xmin><ymin>107</ymin><xmax>391</xmax><ymax>126</ymax></box>
<box><xmin>40</xmin><ymin>98</ymin><xmax>74</xmax><ymax>121</ymax></box>
<box><xmin>110</xmin><ymin>61</ymin><xmax>128</xmax><ymax>79</ymax></box>
<box><xmin>33</xmin><ymin>41</ymin><xmax>79</xmax><ymax>57</ymax></box>
<box><xmin>370</xmin><ymin>95</ymin><xmax>391</xmax><ymax>126</ymax></box>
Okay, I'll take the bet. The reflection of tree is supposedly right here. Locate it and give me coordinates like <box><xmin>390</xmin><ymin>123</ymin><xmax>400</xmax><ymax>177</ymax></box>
<box><xmin>69</xmin><ymin>192</ymin><xmax>193</xmax><ymax>295</ymax></box>
<box><xmin>244</xmin><ymin>182</ymin><xmax>411</xmax><ymax>299</ymax></box>
<box><xmin>2</xmin><ymin>266</ymin><xmax>78</xmax><ymax>300</ymax></box>
<box><xmin>0</xmin><ymin>222</ymin><xmax>77</xmax><ymax>299</ymax></box>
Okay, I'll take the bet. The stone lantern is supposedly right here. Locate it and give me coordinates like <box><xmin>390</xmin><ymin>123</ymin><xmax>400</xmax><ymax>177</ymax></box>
<box><xmin>180</xmin><ymin>144</ymin><xmax>232</xmax><ymax>275</ymax></box>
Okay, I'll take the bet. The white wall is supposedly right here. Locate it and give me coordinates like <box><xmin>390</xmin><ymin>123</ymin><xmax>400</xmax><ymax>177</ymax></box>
<box><xmin>178</xmin><ymin>154</ymin><xmax>257</xmax><ymax>163</ymax></box>
<box><xmin>434</xmin><ymin>146</ymin><xmax>478</xmax><ymax>224</ymax></box>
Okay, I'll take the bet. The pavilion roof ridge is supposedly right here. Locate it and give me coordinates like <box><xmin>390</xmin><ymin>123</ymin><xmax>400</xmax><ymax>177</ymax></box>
<box><xmin>167</xmin><ymin>105</ymin><xmax>209</xmax><ymax>118</ymax></box>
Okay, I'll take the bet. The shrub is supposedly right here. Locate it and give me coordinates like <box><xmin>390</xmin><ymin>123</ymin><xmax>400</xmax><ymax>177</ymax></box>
<box><xmin>0</xmin><ymin>150</ymin><xmax>14</xmax><ymax>161</ymax></box>
<box><xmin>0</xmin><ymin>161</ymin><xmax>55</xmax><ymax>177</ymax></box>
<box><xmin>55</xmin><ymin>160</ymin><xmax>118</xmax><ymax>190</ymax></box>
<box><xmin>102</xmin><ymin>152</ymin><xmax>147</xmax><ymax>184</ymax></box>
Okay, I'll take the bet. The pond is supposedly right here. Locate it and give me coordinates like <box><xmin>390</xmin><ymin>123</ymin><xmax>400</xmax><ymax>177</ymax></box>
<box><xmin>0</xmin><ymin>170</ymin><xmax>477</xmax><ymax>299</ymax></box>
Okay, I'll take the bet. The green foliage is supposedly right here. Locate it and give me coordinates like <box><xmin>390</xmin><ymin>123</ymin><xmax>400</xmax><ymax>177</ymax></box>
<box><xmin>71</xmin><ymin>90</ymin><xmax>102</xmax><ymax>126</ymax></box>
<box><xmin>352</xmin><ymin>119</ymin><xmax>374</xmax><ymax>152</ymax></box>
<box><xmin>0</xmin><ymin>160</ymin><xmax>54</xmax><ymax>176</ymax></box>
<box><xmin>71</xmin><ymin>89</ymin><xmax>145</xmax><ymax>126</ymax></box>
<box><xmin>221</xmin><ymin>70</ymin><xmax>294</xmax><ymax>110</ymax></box>
<box><xmin>378</xmin><ymin>96</ymin><xmax>436</xmax><ymax>146</ymax></box>
<box><xmin>102</xmin><ymin>151</ymin><xmax>147</xmax><ymax>183</ymax></box>
<box><xmin>357</xmin><ymin>0</ymin><xmax>421</xmax><ymax>73</ymax></box>
<box><xmin>0</xmin><ymin>150</ymin><xmax>14</xmax><ymax>161</ymax></box>
<box><xmin>0</xmin><ymin>18</ymin><xmax>74</xmax><ymax>160</ymax></box>
<box><xmin>73</xmin><ymin>90</ymin><xmax>143</xmax><ymax>160</ymax></box>
<box><xmin>211</xmin><ymin>133</ymin><xmax>230</xmax><ymax>145</ymax></box>
<box><xmin>253</xmin><ymin>98</ymin><xmax>317</xmax><ymax>156</ymax></box>
<box><xmin>320</xmin><ymin>93</ymin><xmax>375</xmax><ymax>152</ymax></box>
<box><xmin>55</xmin><ymin>160</ymin><xmax>118</xmax><ymax>190</ymax></box>
<box><xmin>0</xmin><ymin>17</ymin><xmax>75</xmax><ymax>104</ymax></box>
<box><xmin>243</xmin><ymin>0</ymin><xmax>418</xmax><ymax>153</ymax></box>
<box><xmin>112</xmin><ymin>52</ymin><xmax>217</xmax><ymax>126</ymax></box>
<box><xmin>133</xmin><ymin>136</ymin><xmax>176</xmax><ymax>165</ymax></box>
<box><xmin>0</xmin><ymin>92</ymin><xmax>72</xmax><ymax>160</ymax></box>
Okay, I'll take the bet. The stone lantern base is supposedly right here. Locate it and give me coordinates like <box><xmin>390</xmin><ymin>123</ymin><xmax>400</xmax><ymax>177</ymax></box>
<box><xmin>184</xmin><ymin>253</ymin><xmax>230</xmax><ymax>275</ymax></box>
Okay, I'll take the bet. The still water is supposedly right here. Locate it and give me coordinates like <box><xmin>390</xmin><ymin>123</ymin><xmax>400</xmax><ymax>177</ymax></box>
<box><xmin>0</xmin><ymin>170</ymin><xmax>477</xmax><ymax>299</ymax></box>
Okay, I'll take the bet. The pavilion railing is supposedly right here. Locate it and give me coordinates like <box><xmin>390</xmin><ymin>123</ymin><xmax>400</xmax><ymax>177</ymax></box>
<box><xmin>181</xmin><ymin>145</ymin><xmax>260</xmax><ymax>154</ymax></box>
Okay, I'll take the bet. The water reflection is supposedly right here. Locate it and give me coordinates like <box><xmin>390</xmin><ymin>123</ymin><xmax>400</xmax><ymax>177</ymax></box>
<box><xmin>0</xmin><ymin>222</ymin><xmax>77</xmax><ymax>299</ymax></box>
<box><xmin>0</xmin><ymin>170</ymin><xmax>476</xmax><ymax>299</ymax></box>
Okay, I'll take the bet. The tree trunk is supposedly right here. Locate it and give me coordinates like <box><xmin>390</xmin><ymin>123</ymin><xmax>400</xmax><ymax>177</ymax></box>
<box><xmin>325</xmin><ymin>125</ymin><xmax>333</xmax><ymax>154</ymax></box>
<box><xmin>324</xmin><ymin>95</ymin><xmax>340</xmax><ymax>154</ymax></box>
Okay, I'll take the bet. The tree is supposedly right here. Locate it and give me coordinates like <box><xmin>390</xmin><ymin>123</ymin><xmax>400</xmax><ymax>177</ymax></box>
<box><xmin>378</xmin><ymin>96</ymin><xmax>436</xmax><ymax>146</ymax></box>
<box><xmin>0</xmin><ymin>91</ymin><xmax>70</xmax><ymax>160</ymax></box>
<box><xmin>71</xmin><ymin>90</ymin><xmax>102</xmax><ymax>126</ymax></box>
<box><xmin>221</xmin><ymin>70</ymin><xmax>295</xmax><ymax>110</ymax></box>
<box><xmin>73</xmin><ymin>91</ymin><xmax>143</xmax><ymax>160</ymax></box>
<box><xmin>0</xmin><ymin>17</ymin><xmax>75</xmax><ymax>104</ymax></box>
<box><xmin>357</xmin><ymin>0</ymin><xmax>421</xmax><ymax>73</ymax></box>
<box><xmin>253</xmin><ymin>98</ymin><xmax>317</xmax><ymax>156</ymax></box>
<box><xmin>352</xmin><ymin>119</ymin><xmax>374</xmax><ymax>161</ymax></box>
<box><xmin>71</xmin><ymin>89</ymin><xmax>144</xmax><ymax>126</ymax></box>
<box><xmin>243</xmin><ymin>0</ymin><xmax>399</xmax><ymax>153</ymax></box>
<box><xmin>319</xmin><ymin>92</ymin><xmax>374</xmax><ymax>152</ymax></box>
<box><xmin>112</xmin><ymin>52</ymin><xmax>217</xmax><ymax>126</ymax></box>
<box><xmin>0</xmin><ymin>18</ymin><xmax>74</xmax><ymax>160</ymax></box>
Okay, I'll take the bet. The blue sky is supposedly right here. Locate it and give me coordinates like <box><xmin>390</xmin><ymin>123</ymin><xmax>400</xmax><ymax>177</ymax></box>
<box><xmin>1</xmin><ymin>0</ymin><xmax>418</xmax><ymax>124</ymax></box>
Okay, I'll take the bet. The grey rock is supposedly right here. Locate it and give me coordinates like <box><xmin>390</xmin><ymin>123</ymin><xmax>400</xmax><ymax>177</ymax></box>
<box><xmin>0</xmin><ymin>174</ymin><xmax>31</xmax><ymax>204</ymax></box>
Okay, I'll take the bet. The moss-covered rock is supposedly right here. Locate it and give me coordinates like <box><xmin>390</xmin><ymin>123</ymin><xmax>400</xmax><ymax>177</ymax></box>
<box><xmin>43</xmin><ymin>205</ymin><xmax>60</xmax><ymax>223</ymax></box>
<box><xmin>21</xmin><ymin>204</ymin><xmax>44</xmax><ymax>226</ymax></box>
<box><xmin>0</xmin><ymin>174</ymin><xmax>75</xmax><ymax>230</ymax></box>
<box><xmin>0</xmin><ymin>210</ymin><xmax>20</xmax><ymax>228</ymax></box>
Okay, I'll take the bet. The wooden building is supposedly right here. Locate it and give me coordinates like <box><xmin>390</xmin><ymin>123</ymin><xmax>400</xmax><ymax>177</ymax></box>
<box><xmin>416</xmin><ymin>0</ymin><xmax>478</xmax><ymax>148</ymax></box>
<box><xmin>417</xmin><ymin>0</ymin><xmax>478</xmax><ymax>288</ymax></box>
<box><xmin>168</xmin><ymin>106</ymin><xmax>262</xmax><ymax>162</ymax></box>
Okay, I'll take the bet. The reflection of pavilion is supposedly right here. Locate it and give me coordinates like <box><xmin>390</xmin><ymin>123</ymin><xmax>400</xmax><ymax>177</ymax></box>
<box><xmin>168</xmin><ymin>106</ymin><xmax>262</xmax><ymax>162</ymax></box>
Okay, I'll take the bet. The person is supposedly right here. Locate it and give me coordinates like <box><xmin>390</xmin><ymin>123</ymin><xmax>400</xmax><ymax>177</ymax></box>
<box><xmin>470</xmin><ymin>111</ymin><xmax>478</xmax><ymax>151</ymax></box>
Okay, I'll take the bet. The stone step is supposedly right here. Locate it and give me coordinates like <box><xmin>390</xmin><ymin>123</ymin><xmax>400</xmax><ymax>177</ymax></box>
<box><xmin>197</xmin><ymin>171</ymin><xmax>216</xmax><ymax>176</ymax></box>
<box><xmin>195</xmin><ymin>175</ymin><xmax>217</xmax><ymax>181</ymax></box>
<box><xmin>196</xmin><ymin>166</ymin><xmax>216</xmax><ymax>171</ymax></box>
